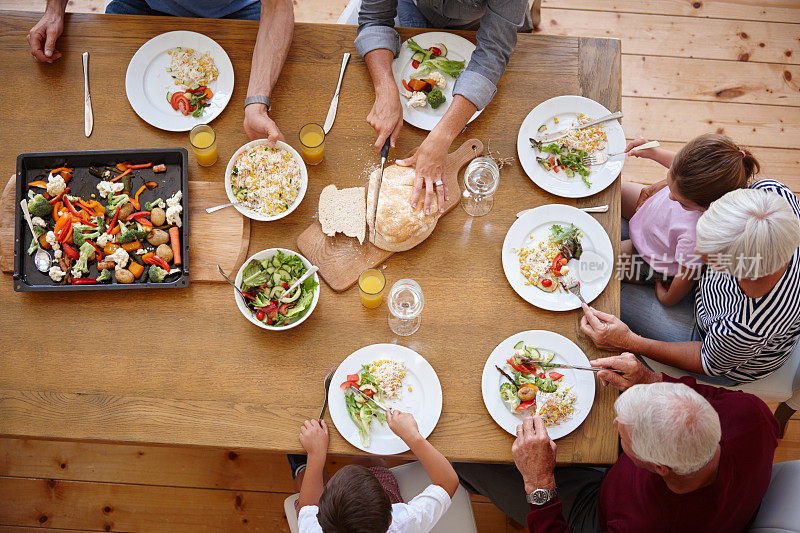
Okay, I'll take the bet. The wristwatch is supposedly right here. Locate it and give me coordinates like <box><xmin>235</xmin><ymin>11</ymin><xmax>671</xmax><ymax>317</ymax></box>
<box><xmin>244</xmin><ymin>95</ymin><xmax>271</xmax><ymax>113</ymax></box>
<box><xmin>526</xmin><ymin>487</ymin><xmax>558</xmax><ymax>505</ymax></box>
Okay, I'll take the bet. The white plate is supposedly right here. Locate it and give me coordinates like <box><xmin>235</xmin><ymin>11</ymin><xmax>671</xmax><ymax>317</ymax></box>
<box><xmin>392</xmin><ymin>32</ymin><xmax>482</xmax><ymax>131</ymax></box>
<box><xmin>233</xmin><ymin>248</ymin><xmax>320</xmax><ymax>331</ymax></box>
<box><xmin>329</xmin><ymin>344</ymin><xmax>443</xmax><ymax>455</ymax></box>
<box><xmin>516</xmin><ymin>95</ymin><xmax>625</xmax><ymax>198</ymax></box>
<box><xmin>125</xmin><ymin>31</ymin><xmax>234</xmax><ymax>132</ymax></box>
<box><xmin>224</xmin><ymin>139</ymin><xmax>308</xmax><ymax>222</ymax></box>
<box><xmin>502</xmin><ymin>204</ymin><xmax>613</xmax><ymax>312</ymax></box>
<box><xmin>482</xmin><ymin>330</ymin><xmax>595</xmax><ymax>440</ymax></box>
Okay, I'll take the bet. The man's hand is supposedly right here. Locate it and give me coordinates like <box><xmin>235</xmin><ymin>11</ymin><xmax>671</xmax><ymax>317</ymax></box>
<box><xmin>28</xmin><ymin>10</ymin><xmax>64</xmax><ymax>63</ymax></box>
<box><xmin>512</xmin><ymin>415</ymin><xmax>556</xmax><ymax>492</ymax></box>
<box><xmin>387</xmin><ymin>409</ymin><xmax>422</xmax><ymax>444</ymax></box>
<box><xmin>243</xmin><ymin>104</ymin><xmax>284</xmax><ymax>145</ymax></box>
<box><xmin>397</xmin><ymin>134</ymin><xmax>449</xmax><ymax>215</ymax></box>
<box><xmin>580</xmin><ymin>303</ymin><xmax>638</xmax><ymax>351</ymax></box>
<box><xmin>298</xmin><ymin>419</ymin><xmax>329</xmax><ymax>459</ymax></box>
<box><xmin>367</xmin><ymin>86</ymin><xmax>403</xmax><ymax>151</ymax></box>
<box><xmin>590</xmin><ymin>352</ymin><xmax>662</xmax><ymax>391</ymax></box>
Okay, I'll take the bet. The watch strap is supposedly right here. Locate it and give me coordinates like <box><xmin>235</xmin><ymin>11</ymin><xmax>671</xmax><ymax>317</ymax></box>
<box><xmin>244</xmin><ymin>95</ymin><xmax>271</xmax><ymax>113</ymax></box>
<box><xmin>526</xmin><ymin>487</ymin><xmax>558</xmax><ymax>505</ymax></box>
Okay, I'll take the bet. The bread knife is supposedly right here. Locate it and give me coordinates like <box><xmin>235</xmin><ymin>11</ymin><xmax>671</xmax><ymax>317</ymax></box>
<box><xmin>371</xmin><ymin>137</ymin><xmax>391</xmax><ymax>241</ymax></box>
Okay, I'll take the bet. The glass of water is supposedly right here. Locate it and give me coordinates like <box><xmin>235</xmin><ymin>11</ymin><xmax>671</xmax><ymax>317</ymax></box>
<box><xmin>388</xmin><ymin>279</ymin><xmax>424</xmax><ymax>336</ymax></box>
<box><xmin>460</xmin><ymin>156</ymin><xmax>500</xmax><ymax>217</ymax></box>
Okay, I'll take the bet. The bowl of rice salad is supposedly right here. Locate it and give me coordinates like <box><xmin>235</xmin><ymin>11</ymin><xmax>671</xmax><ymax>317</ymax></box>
<box><xmin>225</xmin><ymin>139</ymin><xmax>308</xmax><ymax>222</ymax></box>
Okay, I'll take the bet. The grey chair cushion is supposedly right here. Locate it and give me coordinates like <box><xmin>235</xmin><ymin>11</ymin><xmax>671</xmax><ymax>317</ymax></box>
<box><xmin>749</xmin><ymin>460</ymin><xmax>800</xmax><ymax>532</ymax></box>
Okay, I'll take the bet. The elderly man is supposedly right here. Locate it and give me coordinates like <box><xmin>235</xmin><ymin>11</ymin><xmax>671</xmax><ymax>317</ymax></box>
<box><xmin>355</xmin><ymin>0</ymin><xmax>530</xmax><ymax>215</ymax></box>
<box><xmin>454</xmin><ymin>353</ymin><xmax>779</xmax><ymax>531</ymax></box>
<box><xmin>28</xmin><ymin>0</ymin><xmax>292</xmax><ymax>144</ymax></box>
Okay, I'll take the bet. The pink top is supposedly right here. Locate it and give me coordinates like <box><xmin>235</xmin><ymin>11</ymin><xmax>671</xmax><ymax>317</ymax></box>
<box><xmin>629</xmin><ymin>187</ymin><xmax>703</xmax><ymax>276</ymax></box>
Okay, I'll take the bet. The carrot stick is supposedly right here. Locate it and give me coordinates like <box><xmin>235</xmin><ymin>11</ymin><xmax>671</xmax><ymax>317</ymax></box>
<box><xmin>110</xmin><ymin>168</ymin><xmax>131</xmax><ymax>183</ymax></box>
<box><xmin>169</xmin><ymin>226</ymin><xmax>181</xmax><ymax>266</ymax></box>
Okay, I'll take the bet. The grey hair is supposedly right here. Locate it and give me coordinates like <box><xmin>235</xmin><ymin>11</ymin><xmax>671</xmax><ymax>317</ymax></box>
<box><xmin>614</xmin><ymin>383</ymin><xmax>721</xmax><ymax>475</ymax></box>
<box><xmin>695</xmin><ymin>188</ymin><xmax>800</xmax><ymax>278</ymax></box>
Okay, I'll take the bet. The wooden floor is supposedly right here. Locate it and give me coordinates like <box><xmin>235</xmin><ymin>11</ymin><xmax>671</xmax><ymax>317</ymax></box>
<box><xmin>1</xmin><ymin>1</ymin><xmax>799</xmax><ymax>531</ymax></box>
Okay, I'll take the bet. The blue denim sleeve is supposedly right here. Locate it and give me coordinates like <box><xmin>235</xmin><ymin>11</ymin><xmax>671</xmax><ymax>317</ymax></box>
<box><xmin>355</xmin><ymin>0</ymin><xmax>401</xmax><ymax>58</ymax></box>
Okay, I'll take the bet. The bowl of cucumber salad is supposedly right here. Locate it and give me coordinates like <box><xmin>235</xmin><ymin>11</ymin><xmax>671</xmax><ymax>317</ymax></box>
<box><xmin>233</xmin><ymin>248</ymin><xmax>320</xmax><ymax>330</ymax></box>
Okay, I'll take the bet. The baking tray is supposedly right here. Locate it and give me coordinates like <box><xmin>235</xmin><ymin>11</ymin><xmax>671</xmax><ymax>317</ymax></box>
<box><xmin>13</xmin><ymin>148</ymin><xmax>189</xmax><ymax>291</ymax></box>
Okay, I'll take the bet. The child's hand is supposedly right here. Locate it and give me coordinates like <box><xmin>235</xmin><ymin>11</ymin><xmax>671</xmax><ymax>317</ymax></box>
<box><xmin>626</xmin><ymin>138</ymin><xmax>660</xmax><ymax>160</ymax></box>
<box><xmin>387</xmin><ymin>409</ymin><xmax>421</xmax><ymax>443</ymax></box>
<box><xmin>299</xmin><ymin>419</ymin><xmax>329</xmax><ymax>458</ymax></box>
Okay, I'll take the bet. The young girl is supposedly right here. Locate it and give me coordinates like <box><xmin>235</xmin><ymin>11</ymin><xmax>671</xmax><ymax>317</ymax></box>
<box><xmin>293</xmin><ymin>411</ymin><xmax>458</xmax><ymax>532</ymax></box>
<box><xmin>622</xmin><ymin>133</ymin><xmax>761</xmax><ymax>306</ymax></box>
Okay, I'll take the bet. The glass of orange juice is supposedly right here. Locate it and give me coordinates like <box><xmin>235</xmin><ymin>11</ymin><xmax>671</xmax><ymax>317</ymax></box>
<box><xmin>190</xmin><ymin>124</ymin><xmax>218</xmax><ymax>166</ymax></box>
<box><xmin>299</xmin><ymin>123</ymin><xmax>325</xmax><ymax>166</ymax></box>
<box><xmin>358</xmin><ymin>268</ymin><xmax>386</xmax><ymax>308</ymax></box>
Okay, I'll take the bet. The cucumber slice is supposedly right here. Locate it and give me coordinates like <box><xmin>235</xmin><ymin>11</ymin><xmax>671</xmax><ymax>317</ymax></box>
<box><xmin>266</xmin><ymin>266</ymin><xmax>276</xmax><ymax>274</ymax></box>
<box><xmin>411</xmin><ymin>51</ymin><xmax>425</xmax><ymax>62</ymax></box>
<box><xmin>272</xmin><ymin>272</ymin><xmax>282</xmax><ymax>285</ymax></box>
<box><xmin>434</xmin><ymin>42</ymin><xmax>447</xmax><ymax>56</ymax></box>
<box><xmin>269</xmin><ymin>286</ymin><xmax>284</xmax><ymax>299</ymax></box>
<box><xmin>525</xmin><ymin>347</ymin><xmax>542</xmax><ymax>361</ymax></box>
<box><xmin>166</xmin><ymin>92</ymin><xmax>172</xmax><ymax>104</ymax></box>
<box><xmin>534</xmin><ymin>278</ymin><xmax>558</xmax><ymax>293</ymax></box>
<box><xmin>271</xmin><ymin>257</ymin><xmax>281</xmax><ymax>268</ymax></box>
<box><xmin>538</xmin><ymin>124</ymin><xmax>547</xmax><ymax>133</ymax></box>
<box><xmin>281</xmin><ymin>289</ymin><xmax>301</xmax><ymax>303</ymax></box>
<box><xmin>513</xmin><ymin>341</ymin><xmax>525</xmax><ymax>350</ymax></box>
<box><xmin>280</xmin><ymin>270</ymin><xmax>291</xmax><ymax>281</ymax></box>
<box><xmin>543</xmin><ymin>351</ymin><xmax>556</xmax><ymax>363</ymax></box>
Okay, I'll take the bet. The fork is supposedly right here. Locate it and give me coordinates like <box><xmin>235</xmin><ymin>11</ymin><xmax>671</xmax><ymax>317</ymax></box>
<box><xmin>583</xmin><ymin>140</ymin><xmax>660</xmax><ymax>166</ymax></box>
<box><xmin>319</xmin><ymin>366</ymin><xmax>336</xmax><ymax>420</ymax></box>
<box><xmin>560</xmin><ymin>273</ymin><xmax>586</xmax><ymax>304</ymax></box>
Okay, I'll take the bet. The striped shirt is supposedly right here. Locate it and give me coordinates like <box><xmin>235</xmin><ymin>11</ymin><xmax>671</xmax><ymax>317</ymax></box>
<box><xmin>696</xmin><ymin>179</ymin><xmax>800</xmax><ymax>382</ymax></box>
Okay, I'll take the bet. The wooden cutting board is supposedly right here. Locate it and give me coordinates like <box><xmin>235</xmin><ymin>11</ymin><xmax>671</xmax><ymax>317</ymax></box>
<box><xmin>297</xmin><ymin>139</ymin><xmax>484</xmax><ymax>292</ymax></box>
<box><xmin>0</xmin><ymin>176</ymin><xmax>250</xmax><ymax>282</ymax></box>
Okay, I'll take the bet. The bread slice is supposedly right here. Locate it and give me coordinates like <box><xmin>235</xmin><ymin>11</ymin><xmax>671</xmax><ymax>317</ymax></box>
<box><xmin>318</xmin><ymin>184</ymin><xmax>366</xmax><ymax>244</ymax></box>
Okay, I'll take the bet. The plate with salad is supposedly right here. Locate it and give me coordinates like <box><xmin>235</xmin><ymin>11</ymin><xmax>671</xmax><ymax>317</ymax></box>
<box><xmin>482</xmin><ymin>330</ymin><xmax>595</xmax><ymax>440</ymax></box>
<box><xmin>126</xmin><ymin>31</ymin><xmax>234</xmax><ymax>131</ymax></box>
<box><xmin>233</xmin><ymin>248</ymin><xmax>320</xmax><ymax>330</ymax></box>
<box><xmin>516</xmin><ymin>95</ymin><xmax>625</xmax><ymax>198</ymax></box>
<box><xmin>502</xmin><ymin>204</ymin><xmax>613</xmax><ymax>311</ymax></box>
<box><xmin>392</xmin><ymin>32</ymin><xmax>481</xmax><ymax>131</ymax></box>
<box><xmin>328</xmin><ymin>343</ymin><xmax>442</xmax><ymax>455</ymax></box>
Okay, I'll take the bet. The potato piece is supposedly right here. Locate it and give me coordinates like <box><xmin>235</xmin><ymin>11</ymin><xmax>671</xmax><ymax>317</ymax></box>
<box><xmin>517</xmin><ymin>384</ymin><xmax>538</xmax><ymax>402</ymax></box>
<box><xmin>118</xmin><ymin>202</ymin><xmax>135</xmax><ymax>221</ymax></box>
<box><xmin>115</xmin><ymin>268</ymin><xmax>135</xmax><ymax>284</ymax></box>
<box><xmin>150</xmin><ymin>207</ymin><xmax>166</xmax><ymax>226</ymax></box>
<box><xmin>146</xmin><ymin>228</ymin><xmax>169</xmax><ymax>246</ymax></box>
<box><xmin>156</xmin><ymin>243</ymin><xmax>173</xmax><ymax>263</ymax></box>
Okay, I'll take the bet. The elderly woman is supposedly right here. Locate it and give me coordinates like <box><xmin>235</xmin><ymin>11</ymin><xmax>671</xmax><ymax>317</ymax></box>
<box><xmin>581</xmin><ymin>179</ymin><xmax>800</xmax><ymax>385</ymax></box>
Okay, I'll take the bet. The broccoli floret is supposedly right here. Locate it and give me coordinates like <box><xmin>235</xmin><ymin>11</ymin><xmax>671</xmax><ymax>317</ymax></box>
<box><xmin>72</xmin><ymin>218</ymin><xmax>105</xmax><ymax>248</ymax></box>
<box><xmin>27</xmin><ymin>194</ymin><xmax>52</xmax><ymax>218</ymax></box>
<box><xmin>145</xmin><ymin>198</ymin><xmax>164</xmax><ymax>210</ymax></box>
<box><xmin>426</xmin><ymin>87</ymin><xmax>446</xmax><ymax>109</ymax></box>
<box><xmin>97</xmin><ymin>269</ymin><xmax>113</xmax><ymax>283</ymax></box>
<box><xmin>117</xmin><ymin>221</ymin><xmax>147</xmax><ymax>244</ymax></box>
<box><xmin>148</xmin><ymin>265</ymin><xmax>168</xmax><ymax>283</ymax></box>
<box><xmin>107</xmin><ymin>193</ymin><xmax>130</xmax><ymax>210</ymax></box>
<box><xmin>27</xmin><ymin>225</ymin><xmax>46</xmax><ymax>255</ymax></box>
<box><xmin>73</xmin><ymin>241</ymin><xmax>96</xmax><ymax>275</ymax></box>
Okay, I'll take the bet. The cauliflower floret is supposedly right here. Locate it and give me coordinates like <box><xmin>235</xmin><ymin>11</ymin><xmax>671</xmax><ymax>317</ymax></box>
<box><xmin>136</xmin><ymin>248</ymin><xmax>147</xmax><ymax>255</ymax></box>
<box><xmin>406</xmin><ymin>91</ymin><xmax>427</xmax><ymax>108</ymax></box>
<box><xmin>46</xmin><ymin>173</ymin><xmax>66</xmax><ymax>197</ymax></box>
<box><xmin>166</xmin><ymin>205</ymin><xmax>183</xmax><ymax>227</ymax></box>
<box><xmin>107</xmin><ymin>247</ymin><xmax>130</xmax><ymax>269</ymax></box>
<box><xmin>31</xmin><ymin>216</ymin><xmax>46</xmax><ymax>228</ymax></box>
<box><xmin>71</xmin><ymin>268</ymin><xmax>83</xmax><ymax>278</ymax></box>
<box><xmin>45</xmin><ymin>230</ymin><xmax>58</xmax><ymax>249</ymax></box>
<box><xmin>48</xmin><ymin>265</ymin><xmax>65</xmax><ymax>282</ymax></box>
<box><xmin>428</xmin><ymin>71</ymin><xmax>446</xmax><ymax>89</ymax></box>
<box><xmin>97</xmin><ymin>180</ymin><xmax>124</xmax><ymax>198</ymax></box>
<box><xmin>166</xmin><ymin>190</ymin><xmax>182</xmax><ymax>208</ymax></box>
<box><xmin>401</xmin><ymin>88</ymin><xmax>413</xmax><ymax>99</ymax></box>
<box><xmin>54</xmin><ymin>249</ymin><xmax>62</xmax><ymax>260</ymax></box>
<box><xmin>96</xmin><ymin>233</ymin><xmax>111</xmax><ymax>247</ymax></box>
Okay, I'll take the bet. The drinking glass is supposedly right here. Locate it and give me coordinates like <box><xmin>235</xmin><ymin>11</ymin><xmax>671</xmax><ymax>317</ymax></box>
<box><xmin>358</xmin><ymin>268</ymin><xmax>386</xmax><ymax>309</ymax></box>
<box><xmin>299</xmin><ymin>123</ymin><xmax>325</xmax><ymax>165</ymax></box>
<box><xmin>460</xmin><ymin>156</ymin><xmax>500</xmax><ymax>216</ymax></box>
<box><xmin>388</xmin><ymin>279</ymin><xmax>424</xmax><ymax>336</ymax></box>
<box><xmin>189</xmin><ymin>124</ymin><xmax>218</xmax><ymax>166</ymax></box>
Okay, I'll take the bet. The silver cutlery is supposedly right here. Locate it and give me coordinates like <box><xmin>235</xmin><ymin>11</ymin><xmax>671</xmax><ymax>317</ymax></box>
<box><xmin>20</xmin><ymin>199</ymin><xmax>51</xmax><ymax>273</ymax></box>
<box><xmin>348</xmin><ymin>386</ymin><xmax>391</xmax><ymax>413</ymax></box>
<box><xmin>319</xmin><ymin>366</ymin><xmax>336</xmax><ymax>420</ymax></box>
<box><xmin>323</xmin><ymin>53</ymin><xmax>350</xmax><ymax>134</ymax></box>
<box><xmin>584</xmin><ymin>140</ymin><xmax>660</xmax><ymax>166</ymax></box>
<box><xmin>542</xmin><ymin>362</ymin><xmax>623</xmax><ymax>374</ymax></box>
<box><xmin>370</xmin><ymin>137</ymin><xmax>391</xmax><ymax>242</ymax></box>
<box><xmin>82</xmin><ymin>52</ymin><xmax>93</xmax><ymax>137</ymax></box>
<box><xmin>516</xmin><ymin>204</ymin><xmax>608</xmax><ymax>218</ymax></box>
<box><xmin>535</xmin><ymin>111</ymin><xmax>623</xmax><ymax>143</ymax></box>
<box><xmin>217</xmin><ymin>264</ymin><xmax>248</xmax><ymax>299</ymax></box>
<box><xmin>560</xmin><ymin>273</ymin><xmax>586</xmax><ymax>305</ymax></box>
<box><xmin>205</xmin><ymin>201</ymin><xmax>243</xmax><ymax>213</ymax></box>
<box><xmin>281</xmin><ymin>266</ymin><xmax>319</xmax><ymax>301</ymax></box>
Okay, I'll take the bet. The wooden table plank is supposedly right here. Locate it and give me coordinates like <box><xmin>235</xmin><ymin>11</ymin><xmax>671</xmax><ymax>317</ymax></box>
<box><xmin>0</xmin><ymin>12</ymin><xmax>619</xmax><ymax>465</ymax></box>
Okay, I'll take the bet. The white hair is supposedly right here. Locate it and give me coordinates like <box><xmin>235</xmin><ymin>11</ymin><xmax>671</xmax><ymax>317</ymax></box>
<box><xmin>695</xmin><ymin>188</ymin><xmax>800</xmax><ymax>278</ymax></box>
<box><xmin>614</xmin><ymin>383</ymin><xmax>721</xmax><ymax>475</ymax></box>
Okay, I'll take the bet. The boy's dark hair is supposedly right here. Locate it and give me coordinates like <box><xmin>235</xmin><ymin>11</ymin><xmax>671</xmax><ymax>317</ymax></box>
<box><xmin>669</xmin><ymin>133</ymin><xmax>760</xmax><ymax>208</ymax></box>
<box><xmin>317</xmin><ymin>465</ymin><xmax>392</xmax><ymax>533</ymax></box>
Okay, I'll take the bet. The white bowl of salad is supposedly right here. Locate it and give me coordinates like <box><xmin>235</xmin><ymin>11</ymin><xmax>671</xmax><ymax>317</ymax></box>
<box><xmin>233</xmin><ymin>248</ymin><xmax>320</xmax><ymax>330</ymax></box>
<box><xmin>224</xmin><ymin>139</ymin><xmax>308</xmax><ymax>222</ymax></box>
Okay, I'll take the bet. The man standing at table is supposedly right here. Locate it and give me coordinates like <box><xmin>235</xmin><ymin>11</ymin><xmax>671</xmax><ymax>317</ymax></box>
<box><xmin>356</xmin><ymin>0</ymin><xmax>530</xmax><ymax>216</ymax></box>
<box><xmin>454</xmin><ymin>353</ymin><xmax>779</xmax><ymax>532</ymax></box>
<box><xmin>27</xmin><ymin>0</ymin><xmax>293</xmax><ymax>144</ymax></box>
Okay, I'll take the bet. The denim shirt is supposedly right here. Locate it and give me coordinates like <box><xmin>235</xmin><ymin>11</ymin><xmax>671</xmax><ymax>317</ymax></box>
<box><xmin>354</xmin><ymin>0</ymin><xmax>530</xmax><ymax>110</ymax></box>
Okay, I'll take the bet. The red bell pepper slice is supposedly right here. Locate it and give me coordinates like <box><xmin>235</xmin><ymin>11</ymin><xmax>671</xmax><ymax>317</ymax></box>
<box><xmin>62</xmin><ymin>243</ymin><xmax>79</xmax><ymax>260</ymax></box>
<box><xmin>48</xmin><ymin>187</ymin><xmax>69</xmax><ymax>205</ymax></box>
<box><xmin>106</xmin><ymin>205</ymin><xmax>121</xmax><ymax>234</ymax></box>
<box><xmin>88</xmin><ymin>241</ymin><xmax>103</xmax><ymax>260</ymax></box>
<box><xmin>548</xmin><ymin>372</ymin><xmax>564</xmax><ymax>381</ymax></box>
<box><xmin>126</xmin><ymin>162</ymin><xmax>153</xmax><ymax>169</ymax></box>
<box><xmin>125</xmin><ymin>211</ymin><xmax>151</xmax><ymax>222</ymax></box>
<box><xmin>507</xmin><ymin>357</ymin><xmax>536</xmax><ymax>375</ymax></box>
<box><xmin>71</xmin><ymin>277</ymin><xmax>97</xmax><ymax>285</ymax></box>
<box><xmin>516</xmin><ymin>400</ymin><xmax>536</xmax><ymax>412</ymax></box>
<box><xmin>361</xmin><ymin>388</ymin><xmax>374</xmax><ymax>397</ymax></box>
<box><xmin>62</xmin><ymin>196</ymin><xmax>87</xmax><ymax>222</ymax></box>
<box><xmin>347</xmin><ymin>374</ymin><xmax>360</xmax><ymax>383</ymax></box>
<box><xmin>340</xmin><ymin>379</ymin><xmax>357</xmax><ymax>390</ymax></box>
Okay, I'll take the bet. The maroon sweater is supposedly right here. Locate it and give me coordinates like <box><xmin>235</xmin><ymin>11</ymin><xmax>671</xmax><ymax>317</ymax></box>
<box><xmin>527</xmin><ymin>375</ymin><xmax>779</xmax><ymax>533</ymax></box>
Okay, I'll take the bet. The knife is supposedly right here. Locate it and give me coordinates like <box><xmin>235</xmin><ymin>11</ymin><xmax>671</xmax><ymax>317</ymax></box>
<box><xmin>535</xmin><ymin>111</ymin><xmax>623</xmax><ymax>143</ymax></box>
<box><xmin>82</xmin><ymin>52</ymin><xmax>93</xmax><ymax>137</ymax></box>
<box><xmin>370</xmin><ymin>137</ymin><xmax>391</xmax><ymax>242</ymax></box>
<box><xmin>348</xmin><ymin>386</ymin><xmax>391</xmax><ymax>412</ymax></box>
<box><xmin>323</xmin><ymin>53</ymin><xmax>350</xmax><ymax>134</ymax></box>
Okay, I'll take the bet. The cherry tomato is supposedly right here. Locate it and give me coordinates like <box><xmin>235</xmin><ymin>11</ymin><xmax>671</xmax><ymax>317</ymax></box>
<box><xmin>360</xmin><ymin>388</ymin><xmax>375</xmax><ymax>397</ymax></box>
<box><xmin>429</xmin><ymin>46</ymin><xmax>442</xmax><ymax>57</ymax></box>
<box><xmin>170</xmin><ymin>91</ymin><xmax>184</xmax><ymax>110</ymax></box>
<box><xmin>541</xmin><ymin>278</ymin><xmax>553</xmax><ymax>288</ymax></box>
<box><xmin>266</xmin><ymin>317</ymin><xmax>273</xmax><ymax>325</ymax></box>
<box><xmin>411</xmin><ymin>59</ymin><xmax>420</xmax><ymax>69</ymax></box>
<box><xmin>256</xmin><ymin>310</ymin><xmax>265</xmax><ymax>321</ymax></box>
<box><xmin>347</xmin><ymin>374</ymin><xmax>360</xmax><ymax>383</ymax></box>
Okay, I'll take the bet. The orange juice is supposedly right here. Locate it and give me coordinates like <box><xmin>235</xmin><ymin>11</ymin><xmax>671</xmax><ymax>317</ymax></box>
<box><xmin>359</xmin><ymin>268</ymin><xmax>385</xmax><ymax>308</ymax></box>
<box><xmin>299</xmin><ymin>123</ymin><xmax>325</xmax><ymax>166</ymax></box>
<box><xmin>190</xmin><ymin>126</ymin><xmax>218</xmax><ymax>166</ymax></box>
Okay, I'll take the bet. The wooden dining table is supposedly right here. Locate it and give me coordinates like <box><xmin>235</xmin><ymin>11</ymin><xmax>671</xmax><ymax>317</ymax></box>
<box><xmin>0</xmin><ymin>10</ymin><xmax>621</xmax><ymax>465</ymax></box>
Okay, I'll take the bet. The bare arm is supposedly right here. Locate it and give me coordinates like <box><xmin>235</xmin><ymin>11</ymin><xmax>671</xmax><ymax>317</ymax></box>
<box><xmin>364</xmin><ymin>49</ymin><xmax>404</xmax><ymax>150</ymax></box>
<box><xmin>628</xmin><ymin>335</ymin><xmax>705</xmax><ymax>374</ymax></box>
<box><xmin>655</xmin><ymin>268</ymin><xmax>699</xmax><ymax>307</ymax></box>
<box><xmin>297</xmin><ymin>419</ymin><xmax>328</xmax><ymax>508</ymax></box>
<box><xmin>28</xmin><ymin>0</ymin><xmax>68</xmax><ymax>63</ymax></box>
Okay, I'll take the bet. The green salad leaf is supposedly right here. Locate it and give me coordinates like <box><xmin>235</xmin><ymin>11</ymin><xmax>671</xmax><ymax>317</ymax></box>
<box><xmin>241</xmin><ymin>259</ymin><xmax>268</xmax><ymax>289</ymax></box>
